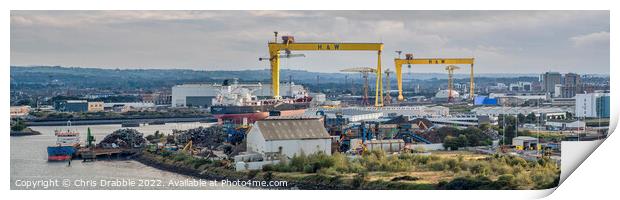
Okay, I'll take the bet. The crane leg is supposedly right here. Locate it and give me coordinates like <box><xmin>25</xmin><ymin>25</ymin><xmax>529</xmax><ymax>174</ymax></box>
<box><xmin>470</xmin><ymin>63</ymin><xmax>474</xmax><ymax>102</ymax></box>
<box><xmin>270</xmin><ymin>50</ymin><xmax>281</xmax><ymax>99</ymax></box>
<box><xmin>395</xmin><ymin>62</ymin><xmax>404</xmax><ymax>101</ymax></box>
<box><xmin>375</xmin><ymin>50</ymin><xmax>383</xmax><ymax>107</ymax></box>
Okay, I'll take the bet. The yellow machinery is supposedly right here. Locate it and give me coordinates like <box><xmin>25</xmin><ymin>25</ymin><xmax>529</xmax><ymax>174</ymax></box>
<box><xmin>267</xmin><ymin>32</ymin><xmax>385</xmax><ymax>106</ymax></box>
<box><xmin>394</xmin><ymin>53</ymin><xmax>475</xmax><ymax>102</ymax></box>
<box><xmin>340</xmin><ymin>67</ymin><xmax>377</xmax><ymax>106</ymax></box>
<box><xmin>181</xmin><ymin>140</ymin><xmax>194</xmax><ymax>155</ymax></box>
<box><xmin>445</xmin><ymin>65</ymin><xmax>460</xmax><ymax>102</ymax></box>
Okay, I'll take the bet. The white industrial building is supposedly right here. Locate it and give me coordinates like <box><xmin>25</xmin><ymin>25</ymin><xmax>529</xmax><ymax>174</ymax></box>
<box><xmin>103</xmin><ymin>102</ymin><xmax>155</xmax><ymax>112</ymax></box>
<box><xmin>306</xmin><ymin>108</ymin><xmax>384</xmax><ymax>122</ymax></box>
<box><xmin>512</xmin><ymin>136</ymin><xmax>539</xmax><ymax>150</ymax></box>
<box><xmin>545</xmin><ymin>119</ymin><xmax>585</xmax><ymax>130</ymax></box>
<box><xmin>246</xmin><ymin>118</ymin><xmax>331</xmax><ymax>159</ymax></box>
<box><xmin>575</xmin><ymin>93</ymin><xmax>609</xmax><ymax>118</ymax></box>
<box><xmin>425</xmin><ymin>115</ymin><xmax>498</xmax><ymax>127</ymax></box>
<box><xmin>171</xmin><ymin>82</ymin><xmax>305</xmax><ymax>108</ymax></box>
<box><xmin>351</xmin><ymin>106</ymin><xmax>449</xmax><ymax>117</ymax></box>
<box><xmin>489</xmin><ymin>92</ymin><xmax>549</xmax><ymax>100</ymax></box>
<box><xmin>472</xmin><ymin>106</ymin><xmax>572</xmax><ymax>119</ymax></box>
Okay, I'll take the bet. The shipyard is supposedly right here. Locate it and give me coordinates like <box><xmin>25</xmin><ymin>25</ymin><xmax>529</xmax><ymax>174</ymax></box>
<box><xmin>9</xmin><ymin>10</ymin><xmax>611</xmax><ymax>191</ymax></box>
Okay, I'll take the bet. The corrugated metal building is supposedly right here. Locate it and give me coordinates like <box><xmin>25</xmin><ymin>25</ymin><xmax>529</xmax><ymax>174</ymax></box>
<box><xmin>246</xmin><ymin>118</ymin><xmax>331</xmax><ymax>158</ymax></box>
<box><xmin>307</xmin><ymin>108</ymin><xmax>384</xmax><ymax>122</ymax></box>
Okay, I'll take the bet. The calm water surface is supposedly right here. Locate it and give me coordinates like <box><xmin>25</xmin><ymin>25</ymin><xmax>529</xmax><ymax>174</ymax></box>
<box><xmin>10</xmin><ymin>123</ymin><xmax>250</xmax><ymax>190</ymax></box>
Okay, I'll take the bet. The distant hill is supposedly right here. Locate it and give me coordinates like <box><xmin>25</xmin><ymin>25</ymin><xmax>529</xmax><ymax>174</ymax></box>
<box><xmin>10</xmin><ymin>66</ymin><xmax>608</xmax><ymax>90</ymax></box>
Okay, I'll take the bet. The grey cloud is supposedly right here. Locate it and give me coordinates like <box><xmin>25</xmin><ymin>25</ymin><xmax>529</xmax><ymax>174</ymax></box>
<box><xmin>571</xmin><ymin>31</ymin><xmax>610</xmax><ymax>47</ymax></box>
<box><xmin>10</xmin><ymin>10</ymin><xmax>610</xmax><ymax>74</ymax></box>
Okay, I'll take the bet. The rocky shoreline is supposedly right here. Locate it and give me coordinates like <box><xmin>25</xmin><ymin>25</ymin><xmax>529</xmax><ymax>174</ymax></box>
<box><xmin>133</xmin><ymin>152</ymin><xmax>357</xmax><ymax>190</ymax></box>
<box><xmin>10</xmin><ymin>128</ymin><xmax>42</xmax><ymax>136</ymax></box>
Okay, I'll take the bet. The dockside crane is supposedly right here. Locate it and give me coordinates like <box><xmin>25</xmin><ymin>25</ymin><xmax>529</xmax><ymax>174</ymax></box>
<box><xmin>266</xmin><ymin>32</ymin><xmax>385</xmax><ymax>106</ymax></box>
<box><xmin>445</xmin><ymin>65</ymin><xmax>460</xmax><ymax>102</ymax></box>
<box><xmin>258</xmin><ymin>54</ymin><xmax>306</xmax><ymax>61</ymax></box>
<box><xmin>340</xmin><ymin>67</ymin><xmax>377</xmax><ymax>106</ymax></box>
<box><xmin>393</xmin><ymin>53</ymin><xmax>475</xmax><ymax>102</ymax></box>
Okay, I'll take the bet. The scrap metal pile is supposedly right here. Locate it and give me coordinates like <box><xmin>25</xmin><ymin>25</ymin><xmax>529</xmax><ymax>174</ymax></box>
<box><xmin>98</xmin><ymin>129</ymin><xmax>146</xmax><ymax>149</ymax></box>
<box><xmin>417</xmin><ymin>131</ymin><xmax>445</xmax><ymax>143</ymax></box>
<box><xmin>174</xmin><ymin>126</ymin><xmax>227</xmax><ymax>149</ymax></box>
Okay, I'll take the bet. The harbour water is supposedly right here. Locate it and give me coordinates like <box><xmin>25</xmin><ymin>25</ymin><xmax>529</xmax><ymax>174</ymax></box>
<box><xmin>10</xmin><ymin>122</ymin><xmax>250</xmax><ymax>190</ymax></box>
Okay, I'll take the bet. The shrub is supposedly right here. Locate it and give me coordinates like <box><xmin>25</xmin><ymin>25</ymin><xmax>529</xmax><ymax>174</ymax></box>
<box><xmin>391</xmin><ymin>175</ymin><xmax>421</xmax><ymax>182</ymax></box>
<box><xmin>317</xmin><ymin>167</ymin><xmax>339</xmax><ymax>176</ymax></box>
<box><xmin>352</xmin><ymin>172</ymin><xmax>368</xmax><ymax>189</ymax></box>
<box><xmin>468</xmin><ymin>161</ymin><xmax>491</xmax><ymax>176</ymax></box>
<box><xmin>263</xmin><ymin>171</ymin><xmax>274</xmax><ymax>181</ymax></box>
<box><xmin>262</xmin><ymin>164</ymin><xmax>276</xmax><ymax>172</ymax></box>
<box><xmin>307</xmin><ymin>152</ymin><xmax>335</xmax><ymax>172</ymax></box>
<box><xmin>443</xmin><ymin>158</ymin><xmax>459</xmax><ymax>171</ymax></box>
<box><xmin>331</xmin><ymin>153</ymin><xmax>350</xmax><ymax>172</ymax></box>
<box><xmin>190</xmin><ymin>158</ymin><xmax>212</xmax><ymax>168</ymax></box>
<box><xmin>443</xmin><ymin>136</ymin><xmax>461</xmax><ymax>150</ymax></box>
<box><xmin>442</xmin><ymin>175</ymin><xmax>493</xmax><ymax>190</ymax></box>
<box><xmin>11</xmin><ymin>119</ymin><xmax>27</xmax><ymax>131</ymax></box>
<box><xmin>172</xmin><ymin>153</ymin><xmax>190</xmax><ymax>162</ymax></box>
<box><xmin>347</xmin><ymin>160</ymin><xmax>367</xmax><ymax>173</ymax></box>
<box><xmin>247</xmin><ymin>170</ymin><xmax>260</xmax><ymax>179</ymax></box>
<box><xmin>514</xmin><ymin>172</ymin><xmax>533</xmax><ymax>189</ymax></box>
<box><xmin>531</xmin><ymin>167</ymin><xmax>559</xmax><ymax>189</ymax></box>
<box><xmin>507</xmin><ymin>156</ymin><xmax>528</xmax><ymax>167</ymax></box>
<box><xmin>429</xmin><ymin>161</ymin><xmax>446</xmax><ymax>171</ymax></box>
<box><xmin>494</xmin><ymin>174</ymin><xmax>517</xmax><ymax>189</ymax></box>
<box><xmin>383</xmin><ymin>156</ymin><xmax>412</xmax><ymax>172</ymax></box>
<box><xmin>289</xmin><ymin>152</ymin><xmax>308</xmax><ymax>171</ymax></box>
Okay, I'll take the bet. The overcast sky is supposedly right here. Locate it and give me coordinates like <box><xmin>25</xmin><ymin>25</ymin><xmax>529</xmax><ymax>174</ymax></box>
<box><xmin>10</xmin><ymin>10</ymin><xmax>610</xmax><ymax>74</ymax></box>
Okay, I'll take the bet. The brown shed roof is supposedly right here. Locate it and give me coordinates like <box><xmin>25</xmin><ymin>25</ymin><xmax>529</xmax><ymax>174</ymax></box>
<box><xmin>255</xmin><ymin>119</ymin><xmax>330</xmax><ymax>141</ymax></box>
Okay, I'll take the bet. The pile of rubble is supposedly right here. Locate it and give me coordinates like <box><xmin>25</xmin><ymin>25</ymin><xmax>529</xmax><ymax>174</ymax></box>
<box><xmin>98</xmin><ymin>129</ymin><xmax>146</xmax><ymax>149</ymax></box>
<box><xmin>174</xmin><ymin>126</ymin><xmax>227</xmax><ymax>149</ymax></box>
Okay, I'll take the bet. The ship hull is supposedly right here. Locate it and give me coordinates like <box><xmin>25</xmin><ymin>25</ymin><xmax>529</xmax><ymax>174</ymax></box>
<box><xmin>213</xmin><ymin>109</ymin><xmax>307</xmax><ymax>124</ymax></box>
<box><xmin>210</xmin><ymin>102</ymin><xmax>310</xmax><ymax>114</ymax></box>
<box><xmin>47</xmin><ymin>146</ymin><xmax>77</xmax><ymax>161</ymax></box>
<box><xmin>211</xmin><ymin>102</ymin><xmax>310</xmax><ymax>124</ymax></box>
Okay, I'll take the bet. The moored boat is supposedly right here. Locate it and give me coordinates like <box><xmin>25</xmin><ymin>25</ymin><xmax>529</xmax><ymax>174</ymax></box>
<box><xmin>47</xmin><ymin>122</ymin><xmax>80</xmax><ymax>161</ymax></box>
<box><xmin>210</xmin><ymin>80</ymin><xmax>312</xmax><ymax>124</ymax></box>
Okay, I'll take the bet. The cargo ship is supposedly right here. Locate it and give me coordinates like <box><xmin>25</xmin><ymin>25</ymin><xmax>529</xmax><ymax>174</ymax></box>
<box><xmin>210</xmin><ymin>80</ymin><xmax>312</xmax><ymax>124</ymax></box>
<box><xmin>47</xmin><ymin>126</ymin><xmax>81</xmax><ymax>161</ymax></box>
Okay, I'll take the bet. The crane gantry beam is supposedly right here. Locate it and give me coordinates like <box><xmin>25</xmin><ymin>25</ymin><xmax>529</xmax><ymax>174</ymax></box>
<box><xmin>394</xmin><ymin>55</ymin><xmax>475</xmax><ymax>102</ymax></box>
<box><xmin>268</xmin><ymin>34</ymin><xmax>385</xmax><ymax>107</ymax></box>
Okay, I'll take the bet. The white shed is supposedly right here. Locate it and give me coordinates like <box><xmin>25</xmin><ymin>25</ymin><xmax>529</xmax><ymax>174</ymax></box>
<box><xmin>512</xmin><ymin>136</ymin><xmax>539</xmax><ymax>150</ymax></box>
<box><xmin>545</xmin><ymin>120</ymin><xmax>585</xmax><ymax>130</ymax></box>
<box><xmin>246</xmin><ymin>118</ymin><xmax>332</xmax><ymax>158</ymax></box>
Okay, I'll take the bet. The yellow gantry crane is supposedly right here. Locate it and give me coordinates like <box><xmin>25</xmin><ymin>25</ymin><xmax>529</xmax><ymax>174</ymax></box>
<box><xmin>340</xmin><ymin>67</ymin><xmax>377</xmax><ymax>106</ymax></box>
<box><xmin>445</xmin><ymin>65</ymin><xmax>460</xmax><ymax>102</ymax></box>
<box><xmin>394</xmin><ymin>53</ymin><xmax>475</xmax><ymax>102</ymax></box>
<box><xmin>267</xmin><ymin>32</ymin><xmax>385</xmax><ymax>107</ymax></box>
